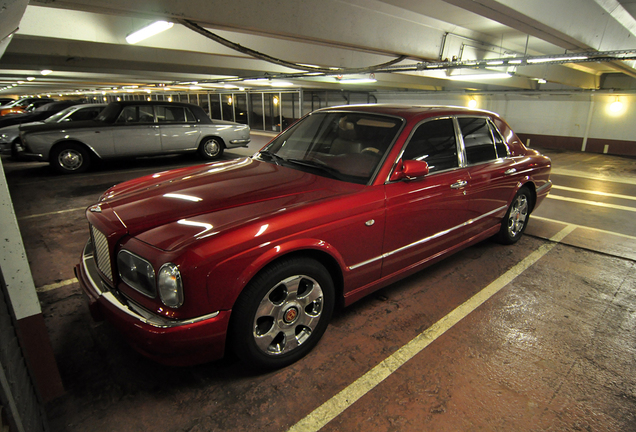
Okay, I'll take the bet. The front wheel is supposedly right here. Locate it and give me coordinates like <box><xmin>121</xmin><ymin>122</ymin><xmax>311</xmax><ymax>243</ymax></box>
<box><xmin>198</xmin><ymin>137</ymin><xmax>224</xmax><ymax>160</ymax></box>
<box><xmin>497</xmin><ymin>186</ymin><xmax>531</xmax><ymax>244</ymax></box>
<box><xmin>50</xmin><ymin>143</ymin><xmax>91</xmax><ymax>174</ymax></box>
<box><xmin>229</xmin><ymin>257</ymin><xmax>335</xmax><ymax>369</ymax></box>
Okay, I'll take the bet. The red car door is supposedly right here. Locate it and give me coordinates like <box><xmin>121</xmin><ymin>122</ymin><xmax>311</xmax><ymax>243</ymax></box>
<box><xmin>382</xmin><ymin>117</ymin><xmax>472</xmax><ymax>278</ymax></box>
<box><xmin>458</xmin><ymin>117</ymin><xmax>522</xmax><ymax>232</ymax></box>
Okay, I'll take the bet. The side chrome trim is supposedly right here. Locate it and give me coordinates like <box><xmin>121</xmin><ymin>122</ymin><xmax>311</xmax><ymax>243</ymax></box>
<box><xmin>536</xmin><ymin>180</ymin><xmax>552</xmax><ymax>193</ymax></box>
<box><xmin>348</xmin><ymin>205</ymin><xmax>507</xmax><ymax>271</ymax></box>
<box><xmin>81</xmin><ymin>240</ymin><xmax>219</xmax><ymax>328</ymax></box>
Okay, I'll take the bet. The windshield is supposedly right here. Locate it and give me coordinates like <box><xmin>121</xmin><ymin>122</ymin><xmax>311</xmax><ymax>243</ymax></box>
<box><xmin>44</xmin><ymin>107</ymin><xmax>74</xmax><ymax>123</ymax></box>
<box><xmin>258</xmin><ymin>111</ymin><xmax>402</xmax><ymax>185</ymax></box>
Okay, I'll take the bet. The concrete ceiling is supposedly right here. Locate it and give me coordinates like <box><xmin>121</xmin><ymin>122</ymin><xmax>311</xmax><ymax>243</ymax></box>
<box><xmin>1</xmin><ymin>0</ymin><xmax>636</xmax><ymax>97</ymax></box>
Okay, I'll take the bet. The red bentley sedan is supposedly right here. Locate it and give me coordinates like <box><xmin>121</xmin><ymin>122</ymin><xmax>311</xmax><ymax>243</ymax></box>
<box><xmin>75</xmin><ymin>104</ymin><xmax>552</xmax><ymax>368</ymax></box>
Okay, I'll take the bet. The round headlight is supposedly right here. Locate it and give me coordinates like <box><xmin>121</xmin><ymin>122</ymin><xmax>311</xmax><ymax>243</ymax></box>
<box><xmin>158</xmin><ymin>263</ymin><xmax>183</xmax><ymax>308</ymax></box>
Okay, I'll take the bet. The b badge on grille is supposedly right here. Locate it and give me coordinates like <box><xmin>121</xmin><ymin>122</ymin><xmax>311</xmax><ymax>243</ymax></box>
<box><xmin>89</xmin><ymin>204</ymin><xmax>102</xmax><ymax>213</ymax></box>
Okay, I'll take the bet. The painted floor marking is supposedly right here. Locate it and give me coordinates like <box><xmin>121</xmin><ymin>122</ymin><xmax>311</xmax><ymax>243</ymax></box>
<box><xmin>551</xmin><ymin>168</ymin><xmax>636</xmax><ymax>186</ymax></box>
<box><xmin>532</xmin><ymin>215</ymin><xmax>636</xmax><ymax>241</ymax></box>
<box><xmin>36</xmin><ymin>278</ymin><xmax>78</xmax><ymax>293</ymax></box>
<box><xmin>552</xmin><ymin>185</ymin><xmax>636</xmax><ymax>201</ymax></box>
<box><xmin>19</xmin><ymin>206</ymin><xmax>86</xmax><ymax>220</ymax></box>
<box><xmin>546</xmin><ymin>194</ymin><xmax>636</xmax><ymax>212</ymax></box>
<box><xmin>287</xmin><ymin>225</ymin><xmax>576</xmax><ymax>432</ymax></box>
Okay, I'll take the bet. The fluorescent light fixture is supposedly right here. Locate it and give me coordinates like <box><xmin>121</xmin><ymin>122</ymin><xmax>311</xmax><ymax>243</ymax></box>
<box><xmin>527</xmin><ymin>56</ymin><xmax>588</xmax><ymax>64</ymax></box>
<box><xmin>339</xmin><ymin>78</ymin><xmax>377</xmax><ymax>84</ymax></box>
<box><xmin>26</xmin><ymin>77</ymin><xmax>35</xmax><ymax>81</ymax></box>
<box><xmin>448</xmin><ymin>73</ymin><xmax>512</xmax><ymax>80</ymax></box>
<box><xmin>486</xmin><ymin>60</ymin><xmax>504</xmax><ymax>65</ymax></box>
<box><xmin>537</xmin><ymin>79</ymin><xmax>547</xmax><ymax>84</ymax></box>
<box><xmin>40</xmin><ymin>69</ymin><xmax>52</xmax><ymax>75</ymax></box>
<box><xmin>270</xmin><ymin>80</ymin><xmax>294</xmax><ymax>87</ymax></box>
<box><xmin>508</xmin><ymin>59</ymin><xmax>523</xmax><ymax>64</ymax></box>
<box><xmin>126</xmin><ymin>21</ymin><xmax>173</xmax><ymax>44</ymax></box>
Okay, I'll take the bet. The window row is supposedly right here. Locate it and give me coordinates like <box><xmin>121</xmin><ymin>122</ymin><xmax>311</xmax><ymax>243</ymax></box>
<box><xmin>401</xmin><ymin>116</ymin><xmax>509</xmax><ymax>173</ymax></box>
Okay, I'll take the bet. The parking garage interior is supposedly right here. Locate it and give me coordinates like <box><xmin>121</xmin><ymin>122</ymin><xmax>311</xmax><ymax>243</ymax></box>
<box><xmin>1</xmin><ymin>1</ymin><xmax>636</xmax><ymax>431</ymax></box>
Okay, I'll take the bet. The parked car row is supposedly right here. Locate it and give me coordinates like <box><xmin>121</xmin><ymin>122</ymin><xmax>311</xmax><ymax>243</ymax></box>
<box><xmin>0</xmin><ymin>103</ymin><xmax>106</xmax><ymax>158</ymax></box>
<box><xmin>1</xmin><ymin>101</ymin><xmax>251</xmax><ymax>172</ymax></box>
<box><xmin>74</xmin><ymin>104</ymin><xmax>552</xmax><ymax>369</ymax></box>
<box><xmin>0</xmin><ymin>97</ymin><xmax>56</xmax><ymax>117</ymax></box>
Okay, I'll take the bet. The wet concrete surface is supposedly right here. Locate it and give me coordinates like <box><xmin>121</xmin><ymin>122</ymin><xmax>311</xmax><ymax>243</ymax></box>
<box><xmin>2</xmin><ymin>140</ymin><xmax>635</xmax><ymax>431</ymax></box>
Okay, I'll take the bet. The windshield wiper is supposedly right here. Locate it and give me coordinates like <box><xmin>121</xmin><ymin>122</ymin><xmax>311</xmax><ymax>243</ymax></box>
<box><xmin>258</xmin><ymin>150</ymin><xmax>286</xmax><ymax>165</ymax></box>
<box><xmin>286</xmin><ymin>158</ymin><xmax>341</xmax><ymax>178</ymax></box>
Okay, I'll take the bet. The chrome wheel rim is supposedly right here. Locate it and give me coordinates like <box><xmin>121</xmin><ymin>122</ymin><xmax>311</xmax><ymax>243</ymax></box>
<box><xmin>203</xmin><ymin>139</ymin><xmax>220</xmax><ymax>157</ymax></box>
<box><xmin>252</xmin><ymin>275</ymin><xmax>324</xmax><ymax>356</ymax></box>
<box><xmin>507</xmin><ymin>194</ymin><xmax>528</xmax><ymax>238</ymax></box>
<box><xmin>58</xmin><ymin>149</ymin><xmax>83</xmax><ymax>171</ymax></box>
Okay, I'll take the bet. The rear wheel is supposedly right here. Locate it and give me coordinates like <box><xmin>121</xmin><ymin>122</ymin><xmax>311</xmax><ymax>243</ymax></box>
<box><xmin>50</xmin><ymin>143</ymin><xmax>91</xmax><ymax>174</ymax></box>
<box><xmin>497</xmin><ymin>186</ymin><xmax>531</xmax><ymax>244</ymax></box>
<box><xmin>229</xmin><ymin>257</ymin><xmax>335</xmax><ymax>369</ymax></box>
<box><xmin>10</xmin><ymin>139</ymin><xmax>23</xmax><ymax>160</ymax></box>
<box><xmin>198</xmin><ymin>137</ymin><xmax>224</xmax><ymax>160</ymax></box>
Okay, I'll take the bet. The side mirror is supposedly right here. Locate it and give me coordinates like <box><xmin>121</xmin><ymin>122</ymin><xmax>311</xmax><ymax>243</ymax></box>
<box><xmin>389</xmin><ymin>159</ymin><xmax>429</xmax><ymax>182</ymax></box>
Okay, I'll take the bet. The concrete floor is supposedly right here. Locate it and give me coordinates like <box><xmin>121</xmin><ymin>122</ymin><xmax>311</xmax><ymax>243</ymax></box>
<box><xmin>3</xmin><ymin>139</ymin><xmax>635</xmax><ymax>431</ymax></box>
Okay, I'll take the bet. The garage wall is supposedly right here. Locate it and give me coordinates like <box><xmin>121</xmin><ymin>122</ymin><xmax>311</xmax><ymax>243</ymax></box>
<box><xmin>372</xmin><ymin>91</ymin><xmax>636</xmax><ymax>156</ymax></box>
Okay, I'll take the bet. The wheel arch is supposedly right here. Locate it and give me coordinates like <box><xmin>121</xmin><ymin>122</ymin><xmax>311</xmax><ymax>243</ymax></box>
<box><xmin>49</xmin><ymin>139</ymin><xmax>101</xmax><ymax>162</ymax></box>
<box><xmin>519</xmin><ymin>180</ymin><xmax>537</xmax><ymax>213</ymax></box>
<box><xmin>217</xmin><ymin>241</ymin><xmax>346</xmax><ymax>313</ymax></box>
<box><xmin>200</xmin><ymin>135</ymin><xmax>226</xmax><ymax>148</ymax></box>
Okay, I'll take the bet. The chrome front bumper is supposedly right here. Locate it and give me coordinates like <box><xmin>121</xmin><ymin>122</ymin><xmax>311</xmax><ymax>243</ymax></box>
<box><xmin>78</xmin><ymin>239</ymin><xmax>219</xmax><ymax>329</ymax></box>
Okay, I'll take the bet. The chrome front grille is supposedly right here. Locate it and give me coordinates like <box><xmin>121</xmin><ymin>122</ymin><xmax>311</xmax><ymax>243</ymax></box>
<box><xmin>90</xmin><ymin>225</ymin><xmax>113</xmax><ymax>281</ymax></box>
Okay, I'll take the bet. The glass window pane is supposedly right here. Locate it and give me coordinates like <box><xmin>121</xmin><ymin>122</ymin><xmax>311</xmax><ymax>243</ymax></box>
<box><xmin>459</xmin><ymin>117</ymin><xmax>497</xmax><ymax>164</ymax></box>
<box><xmin>490</xmin><ymin>121</ymin><xmax>509</xmax><ymax>158</ymax></box>
<box><xmin>402</xmin><ymin>118</ymin><xmax>458</xmax><ymax>173</ymax></box>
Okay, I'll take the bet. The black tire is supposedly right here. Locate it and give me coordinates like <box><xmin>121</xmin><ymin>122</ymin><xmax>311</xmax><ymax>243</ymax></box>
<box><xmin>198</xmin><ymin>137</ymin><xmax>224</xmax><ymax>160</ymax></box>
<box><xmin>229</xmin><ymin>257</ymin><xmax>335</xmax><ymax>369</ymax></box>
<box><xmin>10</xmin><ymin>139</ymin><xmax>23</xmax><ymax>160</ymax></box>
<box><xmin>497</xmin><ymin>186</ymin><xmax>532</xmax><ymax>244</ymax></box>
<box><xmin>50</xmin><ymin>143</ymin><xmax>91</xmax><ymax>174</ymax></box>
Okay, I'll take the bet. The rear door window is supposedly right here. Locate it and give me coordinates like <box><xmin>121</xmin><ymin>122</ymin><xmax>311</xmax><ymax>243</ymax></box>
<box><xmin>116</xmin><ymin>105</ymin><xmax>155</xmax><ymax>124</ymax></box>
<box><xmin>401</xmin><ymin>118</ymin><xmax>459</xmax><ymax>173</ymax></box>
<box><xmin>156</xmin><ymin>106</ymin><xmax>197</xmax><ymax>123</ymax></box>
<box><xmin>458</xmin><ymin>117</ymin><xmax>497</xmax><ymax>164</ymax></box>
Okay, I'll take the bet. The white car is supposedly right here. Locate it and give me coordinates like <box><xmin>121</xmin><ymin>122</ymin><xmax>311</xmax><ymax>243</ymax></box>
<box><xmin>0</xmin><ymin>103</ymin><xmax>106</xmax><ymax>158</ymax></box>
<box><xmin>20</xmin><ymin>101</ymin><xmax>251</xmax><ymax>174</ymax></box>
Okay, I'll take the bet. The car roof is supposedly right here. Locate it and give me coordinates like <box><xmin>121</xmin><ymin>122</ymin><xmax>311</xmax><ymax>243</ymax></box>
<box><xmin>314</xmin><ymin>103</ymin><xmax>499</xmax><ymax>122</ymax></box>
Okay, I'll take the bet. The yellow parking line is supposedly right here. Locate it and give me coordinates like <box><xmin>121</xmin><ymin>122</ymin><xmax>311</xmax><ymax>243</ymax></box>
<box><xmin>19</xmin><ymin>207</ymin><xmax>86</xmax><ymax>220</ymax></box>
<box><xmin>287</xmin><ymin>225</ymin><xmax>576</xmax><ymax>432</ymax></box>
<box><xmin>36</xmin><ymin>277</ymin><xmax>78</xmax><ymax>292</ymax></box>
<box><xmin>546</xmin><ymin>194</ymin><xmax>636</xmax><ymax>212</ymax></box>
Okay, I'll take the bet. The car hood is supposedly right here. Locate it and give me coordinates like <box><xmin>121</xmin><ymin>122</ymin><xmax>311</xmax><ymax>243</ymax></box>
<box><xmin>97</xmin><ymin>157</ymin><xmax>363</xmax><ymax>251</ymax></box>
<box><xmin>21</xmin><ymin>119</ymin><xmax>105</xmax><ymax>134</ymax></box>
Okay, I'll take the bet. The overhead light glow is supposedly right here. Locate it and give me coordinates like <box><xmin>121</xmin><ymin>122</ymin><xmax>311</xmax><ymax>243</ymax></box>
<box><xmin>468</xmin><ymin>98</ymin><xmax>477</xmax><ymax>108</ymax></box>
<box><xmin>126</xmin><ymin>21</ymin><xmax>174</xmax><ymax>44</ymax></box>
<box><xmin>527</xmin><ymin>56</ymin><xmax>588</xmax><ymax>64</ymax></box>
<box><xmin>26</xmin><ymin>77</ymin><xmax>35</xmax><ymax>81</ymax></box>
<box><xmin>40</xmin><ymin>70</ymin><xmax>52</xmax><ymax>76</ymax></box>
<box><xmin>448</xmin><ymin>73</ymin><xmax>512</xmax><ymax>80</ymax></box>
<box><xmin>609</xmin><ymin>99</ymin><xmax>623</xmax><ymax>113</ymax></box>
<box><xmin>339</xmin><ymin>78</ymin><xmax>377</xmax><ymax>84</ymax></box>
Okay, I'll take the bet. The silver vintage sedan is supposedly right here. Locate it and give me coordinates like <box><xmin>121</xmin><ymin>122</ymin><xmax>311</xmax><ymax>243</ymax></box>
<box><xmin>0</xmin><ymin>103</ymin><xmax>106</xmax><ymax>158</ymax></box>
<box><xmin>19</xmin><ymin>101</ymin><xmax>251</xmax><ymax>174</ymax></box>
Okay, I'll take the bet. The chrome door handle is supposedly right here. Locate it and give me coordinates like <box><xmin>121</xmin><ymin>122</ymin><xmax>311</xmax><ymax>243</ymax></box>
<box><xmin>450</xmin><ymin>180</ymin><xmax>468</xmax><ymax>189</ymax></box>
<box><xmin>504</xmin><ymin>168</ymin><xmax>517</xmax><ymax>175</ymax></box>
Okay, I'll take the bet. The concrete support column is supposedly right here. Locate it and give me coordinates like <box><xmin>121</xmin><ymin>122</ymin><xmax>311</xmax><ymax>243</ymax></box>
<box><xmin>0</xmin><ymin>161</ymin><xmax>63</xmax><ymax>402</ymax></box>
